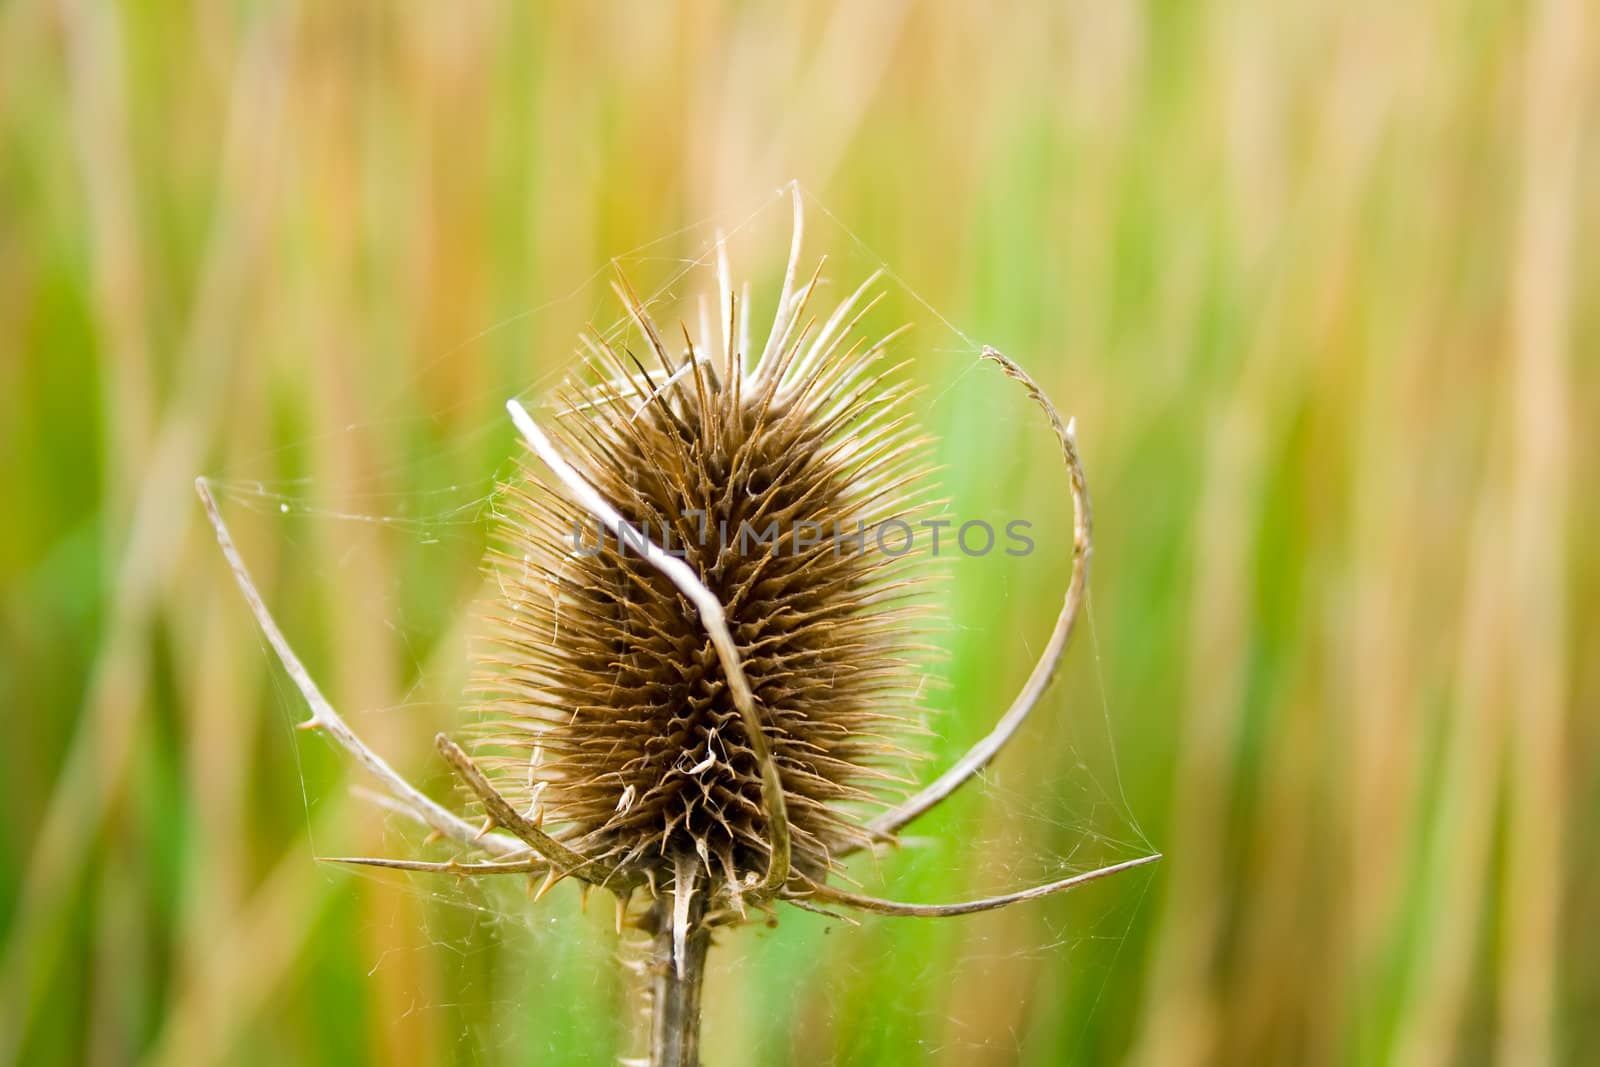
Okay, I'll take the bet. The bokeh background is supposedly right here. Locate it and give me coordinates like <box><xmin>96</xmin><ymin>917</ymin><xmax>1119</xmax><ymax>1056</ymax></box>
<box><xmin>2</xmin><ymin>2</ymin><xmax>1596</xmax><ymax>1064</ymax></box>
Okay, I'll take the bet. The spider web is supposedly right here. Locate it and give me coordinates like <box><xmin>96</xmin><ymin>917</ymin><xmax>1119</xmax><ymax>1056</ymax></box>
<box><xmin>204</xmin><ymin>182</ymin><xmax>1156</xmax><ymax>1064</ymax></box>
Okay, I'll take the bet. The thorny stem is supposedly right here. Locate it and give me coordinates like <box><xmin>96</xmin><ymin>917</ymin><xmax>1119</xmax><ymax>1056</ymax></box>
<box><xmin>649</xmin><ymin>892</ymin><xmax>709</xmax><ymax>1067</ymax></box>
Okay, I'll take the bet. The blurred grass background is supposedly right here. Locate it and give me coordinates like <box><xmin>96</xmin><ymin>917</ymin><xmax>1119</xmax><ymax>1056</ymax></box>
<box><xmin>1</xmin><ymin>1</ymin><xmax>1597</xmax><ymax>1064</ymax></box>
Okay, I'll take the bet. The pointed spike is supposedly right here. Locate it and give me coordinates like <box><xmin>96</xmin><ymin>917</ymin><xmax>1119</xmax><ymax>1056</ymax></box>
<box><xmin>534</xmin><ymin>868</ymin><xmax>563</xmax><ymax>902</ymax></box>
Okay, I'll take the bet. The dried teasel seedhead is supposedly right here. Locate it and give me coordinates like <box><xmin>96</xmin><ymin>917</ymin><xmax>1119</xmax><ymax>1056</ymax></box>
<box><xmin>194</xmin><ymin>207</ymin><xmax>1148</xmax><ymax>1067</ymax></box>
<box><xmin>466</xmin><ymin>272</ymin><xmax>942</xmax><ymax>912</ymax></box>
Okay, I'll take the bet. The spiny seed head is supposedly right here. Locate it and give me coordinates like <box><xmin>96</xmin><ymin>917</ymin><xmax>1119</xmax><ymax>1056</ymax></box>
<box><xmin>467</xmin><ymin>271</ymin><xmax>940</xmax><ymax>909</ymax></box>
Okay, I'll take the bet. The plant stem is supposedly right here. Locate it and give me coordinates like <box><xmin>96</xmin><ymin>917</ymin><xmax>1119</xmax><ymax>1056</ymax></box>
<box><xmin>649</xmin><ymin>894</ymin><xmax>710</xmax><ymax>1067</ymax></box>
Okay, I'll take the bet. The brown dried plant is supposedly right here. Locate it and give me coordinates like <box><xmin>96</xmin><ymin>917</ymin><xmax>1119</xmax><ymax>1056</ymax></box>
<box><xmin>196</xmin><ymin>191</ymin><xmax>1159</xmax><ymax>1066</ymax></box>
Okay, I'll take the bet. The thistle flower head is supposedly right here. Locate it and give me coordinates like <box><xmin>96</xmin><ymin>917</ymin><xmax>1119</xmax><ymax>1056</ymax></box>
<box><xmin>467</xmin><ymin>268</ymin><xmax>939</xmax><ymax>909</ymax></box>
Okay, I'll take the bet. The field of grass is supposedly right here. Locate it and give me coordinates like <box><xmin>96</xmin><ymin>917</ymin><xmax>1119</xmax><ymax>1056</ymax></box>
<box><xmin>2</xmin><ymin>2</ymin><xmax>1596</xmax><ymax>1064</ymax></box>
